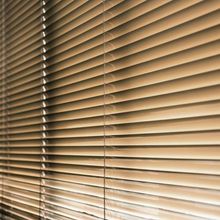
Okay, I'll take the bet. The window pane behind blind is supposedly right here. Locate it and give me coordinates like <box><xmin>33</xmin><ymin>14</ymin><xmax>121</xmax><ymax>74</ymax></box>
<box><xmin>0</xmin><ymin>0</ymin><xmax>220</xmax><ymax>220</ymax></box>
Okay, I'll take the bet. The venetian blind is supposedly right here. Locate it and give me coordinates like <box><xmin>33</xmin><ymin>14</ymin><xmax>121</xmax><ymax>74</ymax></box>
<box><xmin>103</xmin><ymin>0</ymin><xmax>220</xmax><ymax>219</ymax></box>
<box><xmin>0</xmin><ymin>0</ymin><xmax>43</xmax><ymax>219</ymax></box>
<box><xmin>0</xmin><ymin>0</ymin><xmax>220</xmax><ymax>220</ymax></box>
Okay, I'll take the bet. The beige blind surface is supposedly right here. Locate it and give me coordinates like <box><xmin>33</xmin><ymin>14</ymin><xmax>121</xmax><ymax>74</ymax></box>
<box><xmin>103</xmin><ymin>0</ymin><xmax>220</xmax><ymax>219</ymax></box>
<box><xmin>41</xmin><ymin>1</ymin><xmax>108</xmax><ymax>219</ymax></box>
<box><xmin>0</xmin><ymin>0</ymin><xmax>42</xmax><ymax>219</ymax></box>
<box><xmin>0</xmin><ymin>0</ymin><xmax>220</xmax><ymax>220</ymax></box>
